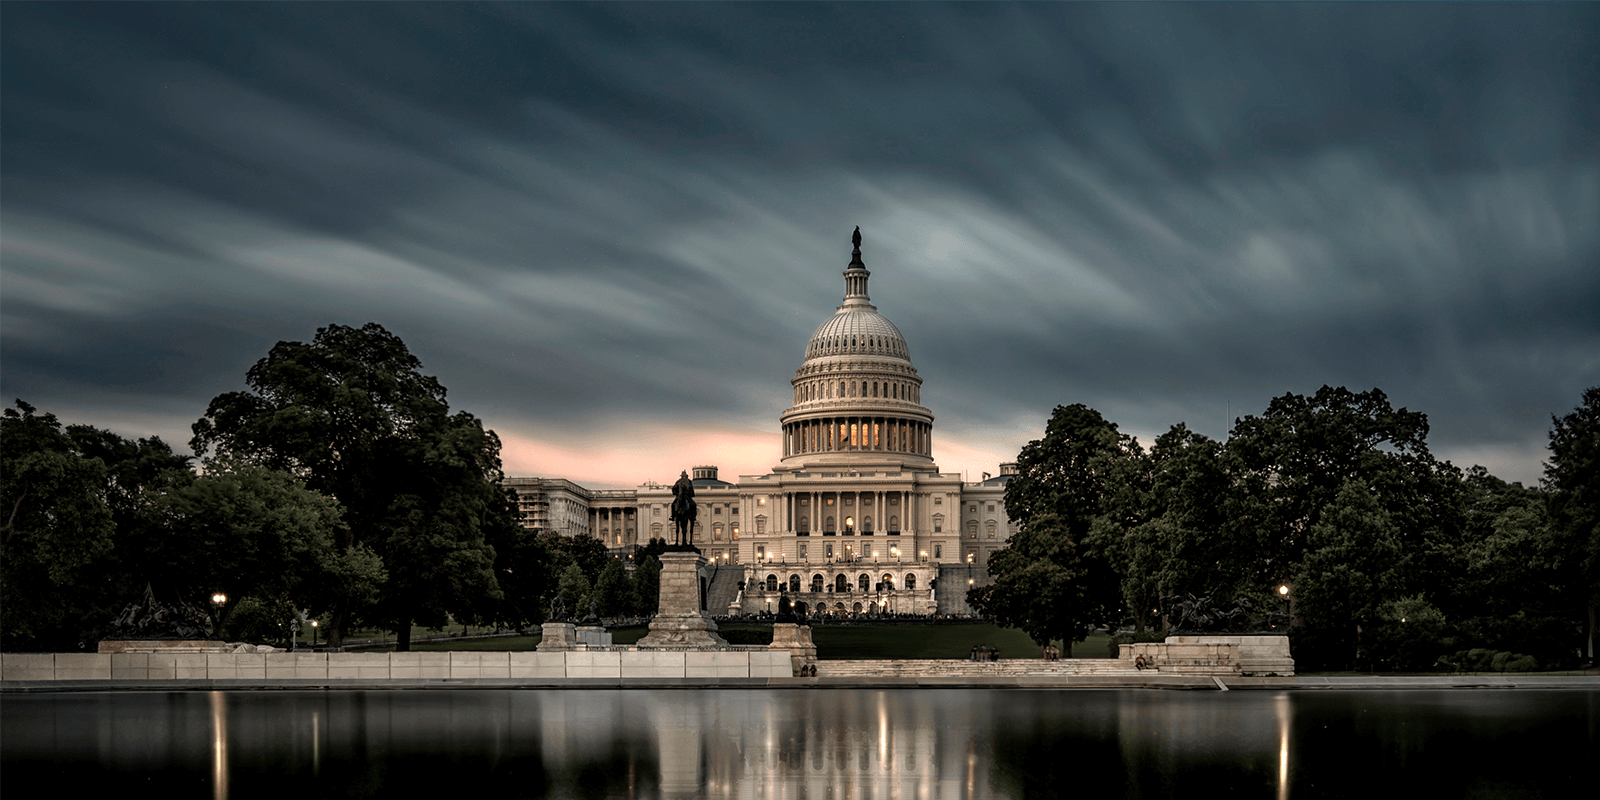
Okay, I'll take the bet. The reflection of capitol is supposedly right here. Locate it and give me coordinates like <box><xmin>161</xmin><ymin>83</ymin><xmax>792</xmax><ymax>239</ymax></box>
<box><xmin>680</xmin><ymin>691</ymin><xmax>991</xmax><ymax>800</ymax></box>
<box><xmin>8</xmin><ymin>688</ymin><xmax>1306</xmax><ymax>797</ymax></box>
<box><xmin>505</xmin><ymin>231</ymin><xmax>1018</xmax><ymax>615</ymax></box>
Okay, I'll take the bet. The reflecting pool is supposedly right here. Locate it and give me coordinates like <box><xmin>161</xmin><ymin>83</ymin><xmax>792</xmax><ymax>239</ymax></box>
<box><xmin>3</xmin><ymin>689</ymin><xmax>1593</xmax><ymax>798</ymax></box>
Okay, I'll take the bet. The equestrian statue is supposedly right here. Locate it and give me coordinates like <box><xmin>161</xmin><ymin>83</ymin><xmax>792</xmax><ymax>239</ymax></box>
<box><xmin>669</xmin><ymin>469</ymin><xmax>698</xmax><ymax>548</ymax></box>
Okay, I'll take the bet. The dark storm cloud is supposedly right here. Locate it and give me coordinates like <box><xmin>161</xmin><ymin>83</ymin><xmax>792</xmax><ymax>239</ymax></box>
<box><xmin>3</xmin><ymin>3</ymin><xmax>1596</xmax><ymax>485</ymax></box>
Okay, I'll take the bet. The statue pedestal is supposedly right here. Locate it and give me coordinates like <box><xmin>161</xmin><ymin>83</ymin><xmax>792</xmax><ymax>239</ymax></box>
<box><xmin>537</xmin><ymin>622</ymin><xmax>578</xmax><ymax>651</ymax></box>
<box><xmin>637</xmin><ymin>551</ymin><xmax>728</xmax><ymax>648</ymax></box>
<box><xmin>769</xmin><ymin>623</ymin><xmax>817</xmax><ymax>675</ymax></box>
<box><xmin>576</xmin><ymin>626</ymin><xmax>612</xmax><ymax>647</ymax></box>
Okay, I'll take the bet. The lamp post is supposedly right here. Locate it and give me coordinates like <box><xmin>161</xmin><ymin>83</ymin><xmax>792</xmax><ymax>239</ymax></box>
<box><xmin>210</xmin><ymin>592</ymin><xmax>227</xmax><ymax>639</ymax></box>
<box><xmin>311</xmin><ymin>619</ymin><xmax>319</xmax><ymax>648</ymax></box>
<box><xmin>1278</xmin><ymin>583</ymin><xmax>1292</xmax><ymax>630</ymax></box>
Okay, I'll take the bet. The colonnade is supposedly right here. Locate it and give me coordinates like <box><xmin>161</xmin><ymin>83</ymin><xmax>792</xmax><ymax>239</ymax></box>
<box><xmin>590</xmin><ymin>506</ymin><xmax>636</xmax><ymax>547</ymax></box>
<box><xmin>772</xmin><ymin>488</ymin><xmax>921</xmax><ymax>536</ymax></box>
<box><xmin>782</xmin><ymin>416</ymin><xmax>930</xmax><ymax>457</ymax></box>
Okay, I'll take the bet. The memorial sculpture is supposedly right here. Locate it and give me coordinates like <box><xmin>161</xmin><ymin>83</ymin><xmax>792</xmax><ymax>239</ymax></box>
<box><xmin>106</xmin><ymin>583</ymin><xmax>214</xmax><ymax>641</ymax></box>
<box><xmin>668</xmin><ymin>469</ymin><xmax>697</xmax><ymax>549</ymax></box>
<box><xmin>638</xmin><ymin>469</ymin><xmax>728</xmax><ymax>647</ymax></box>
<box><xmin>97</xmin><ymin>583</ymin><xmax>229</xmax><ymax>653</ymax></box>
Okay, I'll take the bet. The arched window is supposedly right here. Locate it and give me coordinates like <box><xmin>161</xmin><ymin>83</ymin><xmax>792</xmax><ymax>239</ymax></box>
<box><xmin>933</xmin><ymin>514</ymin><xmax>944</xmax><ymax>533</ymax></box>
<box><xmin>836</xmin><ymin>574</ymin><xmax>849</xmax><ymax>593</ymax></box>
<box><xmin>904</xmin><ymin>573</ymin><xmax>916</xmax><ymax>591</ymax></box>
<box><xmin>840</xmin><ymin>381</ymin><xmax>847</xmax><ymax>397</ymax></box>
<box><xmin>881</xmin><ymin>573</ymin><xmax>895</xmax><ymax>591</ymax></box>
<box><xmin>968</xmin><ymin>521</ymin><xmax>978</xmax><ymax>539</ymax></box>
<box><xmin>986</xmin><ymin>521</ymin><xmax>997</xmax><ymax>539</ymax></box>
<box><xmin>862</xmin><ymin>381</ymin><xmax>868</xmax><ymax>397</ymax></box>
<box><xmin>766</xmin><ymin>574</ymin><xmax>779</xmax><ymax>592</ymax></box>
<box><xmin>790</xmin><ymin>574</ymin><xmax>802</xmax><ymax>593</ymax></box>
<box><xmin>755</xmin><ymin>515</ymin><xmax>766</xmax><ymax>534</ymax></box>
<box><xmin>798</xmin><ymin>515</ymin><xmax>809</xmax><ymax>533</ymax></box>
<box><xmin>651</xmin><ymin>522</ymin><xmax>662</xmax><ymax>539</ymax></box>
<box><xmin>888</xmin><ymin>515</ymin><xmax>899</xmax><ymax>532</ymax></box>
<box><xmin>811</xmin><ymin>574</ymin><xmax>824</xmax><ymax>593</ymax></box>
<box><xmin>872</xmin><ymin>382</ymin><xmax>878</xmax><ymax>397</ymax></box>
<box><xmin>713</xmin><ymin>524</ymin><xmax>723</xmax><ymax>540</ymax></box>
<box><xmin>858</xmin><ymin>573</ymin><xmax>870</xmax><ymax>592</ymax></box>
<box><xmin>825</xmin><ymin>516</ymin><xmax>835</xmax><ymax>533</ymax></box>
<box><xmin>863</xmin><ymin>516</ymin><xmax>873</xmax><ymax>533</ymax></box>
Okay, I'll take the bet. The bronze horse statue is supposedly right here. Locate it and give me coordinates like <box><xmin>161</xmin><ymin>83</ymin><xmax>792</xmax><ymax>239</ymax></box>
<box><xmin>669</xmin><ymin>469</ymin><xmax>697</xmax><ymax>546</ymax></box>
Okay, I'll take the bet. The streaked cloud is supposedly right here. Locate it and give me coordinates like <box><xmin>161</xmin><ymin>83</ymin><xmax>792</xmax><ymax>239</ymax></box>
<box><xmin>3</xmin><ymin>3</ymin><xmax>1595</xmax><ymax>488</ymax></box>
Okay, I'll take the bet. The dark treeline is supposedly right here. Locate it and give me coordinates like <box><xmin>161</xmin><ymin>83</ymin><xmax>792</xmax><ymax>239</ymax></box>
<box><xmin>1</xmin><ymin>323</ymin><xmax>652</xmax><ymax>652</ymax></box>
<box><xmin>970</xmin><ymin>386</ymin><xmax>1599</xmax><ymax>672</ymax></box>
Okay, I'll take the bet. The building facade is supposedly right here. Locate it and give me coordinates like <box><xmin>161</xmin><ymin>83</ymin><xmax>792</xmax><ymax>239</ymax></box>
<box><xmin>503</xmin><ymin>230</ymin><xmax>1017</xmax><ymax>615</ymax></box>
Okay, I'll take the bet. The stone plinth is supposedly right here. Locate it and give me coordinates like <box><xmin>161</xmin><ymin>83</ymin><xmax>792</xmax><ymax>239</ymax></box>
<box><xmin>1170</xmin><ymin>635</ymin><xmax>1295</xmax><ymax>676</ymax></box>
<box><xmin>576</xmin><ymin>626</ymin><xmax>612</xmax><ymax>646</ymax></box>
<box><xmin>637</xmin><ymin>551</ymin><xmax>728</xmax><ymax>648</ymax></box>
<box><xmin>537</xmin><ymin>622</ymin><xmax>578</xmax><ymax>651</ymax></box>
<box><xmin>770</xmin><ymin>623</ymin><xmax>817</xmax><ymax>675</ymax></box>
<box><xmin>98</xmin><ymin>639</ymin><xmax>230</xmax><ymax>654</ymax></box>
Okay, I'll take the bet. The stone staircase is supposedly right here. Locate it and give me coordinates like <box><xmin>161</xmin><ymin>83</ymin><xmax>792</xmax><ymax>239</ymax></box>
<box><xmin>703</xmin><ymin>563</ymin><xmax>743</xmax><ymax>616</ymax></box>
<box><xmin>816</xmin><ymin>658</ymin><xmax>1147</xmax><ymax>677</ymax></box>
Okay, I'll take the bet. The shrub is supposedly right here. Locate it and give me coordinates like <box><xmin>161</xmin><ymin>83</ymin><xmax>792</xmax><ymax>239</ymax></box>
<box><xmin>1437</xmin><ymin>648</ymin><xmax>1540</xmax><ymax>673</ymax></box>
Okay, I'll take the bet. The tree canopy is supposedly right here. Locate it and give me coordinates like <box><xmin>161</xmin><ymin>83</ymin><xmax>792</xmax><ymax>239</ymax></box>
<box><xmin>976</xmin><ymin>386</ymin><xmax>1596</xmax><ymax>671</ymax></box>
<box><xmin>190</xmin><ymin>323</ymin><xmax>513</xmax><ymax>649</ymax></box>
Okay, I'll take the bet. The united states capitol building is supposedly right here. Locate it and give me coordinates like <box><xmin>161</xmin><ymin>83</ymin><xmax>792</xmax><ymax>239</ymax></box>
<box><xmin>505</xmin><ymin>230</ymin><xmax>1016</xmax><ymax>616</ymax></box>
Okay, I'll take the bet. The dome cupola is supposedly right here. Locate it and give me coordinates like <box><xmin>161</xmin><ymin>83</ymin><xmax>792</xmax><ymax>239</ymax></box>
<box><xmin>778</xmin><ymin>228</ymin><xmax>935</xmax><ymax>471</ymax></box>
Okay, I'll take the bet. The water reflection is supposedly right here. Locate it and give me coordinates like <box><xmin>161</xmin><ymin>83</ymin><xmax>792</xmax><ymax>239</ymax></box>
<box><xmin>3</xmin><ymin>689</ymin><xmax>1594</xmax><ymax>798</ymax></box>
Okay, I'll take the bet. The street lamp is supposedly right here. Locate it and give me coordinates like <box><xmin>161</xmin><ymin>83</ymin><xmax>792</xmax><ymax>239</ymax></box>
<box><xmin>310</xmin><ymin>619</ymin><xmax>319</xmax><ymax>648</ymax></box>
<box><xmin>210</xmin><ymin>593</ymin><xmax>227</xmax><ymax>638</ymax></box>
<box><xmin>1277</xmin><ymin>583</ymin><xmax>1292</xmax><ymax>629</ymax></box>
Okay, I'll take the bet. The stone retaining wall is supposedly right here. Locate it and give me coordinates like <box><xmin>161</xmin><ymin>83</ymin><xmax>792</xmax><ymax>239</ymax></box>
<box><xmin>818</xmin><ymin>659</ymin><xmax>1142</xmax><ymax>677</ymax></box>
<box><xmin>0</xmin><ymin>650</ymin><xmax>793</xmax><ymax>682</ymax></box>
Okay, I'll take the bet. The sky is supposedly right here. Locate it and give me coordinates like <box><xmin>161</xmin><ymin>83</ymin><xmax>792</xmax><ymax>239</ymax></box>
<box><xmin>3</xmin><ymin>3</ymin><xmax>1596</xmax><ymax>489</ymax></box>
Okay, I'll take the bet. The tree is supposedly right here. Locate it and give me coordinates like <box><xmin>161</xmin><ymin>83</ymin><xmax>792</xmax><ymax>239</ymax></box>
<box><xmin>190</xmin><ymin>323</ymin><xmax>512</xmax><ymax>649</ymax></box>
<box><xmin>968</xmin><ymin>514</ymin><xmax>1098</xmax><ymax>653</ymax></box>
<box><xmin>970</xmin><ymin>404</ymin><xmax>1135</xmax><ymax>653</ymax></box>
<box><xmin>140</xmin><ymin>462</ymin><xmax>348</xmax><ymax>637</ymax></box>
<box><xmin>556</xmin><ymin>563</ymin><xmax>593</xmax><ymax>616</ymax></box>
<box><xmin>1</xmin><ymin>400</ymin><xmax>117</xmax><ymax>650</ymax></box>
<box><xmin>1546</xmin><ymin>386</ymin><xmax>1600</xmax><ymax>661</ymax></box>
<box><xmin>592</xmin><ymin>559</ymin><xmax>633</xmax><ymax>617</ymax></box>
<box><xmin>1227</xmin><ymin>386</ymin><xmax>1465</xmax><ymax>669</ymax></box>
<box><xmin>632</xmin><ymin>554</ymin><xmax>662</xmax><ymax>617</ymax></box>
<box><xmin>482</xmin><ymin>521</ymin><xmax>550</xmax><ymax>630</ymax></box>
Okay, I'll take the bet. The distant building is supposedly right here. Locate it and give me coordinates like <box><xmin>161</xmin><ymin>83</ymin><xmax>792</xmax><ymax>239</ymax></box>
<box><xmin>503</xmin><ymin>231</ymin><xmax>1018</xmax><ymax>615</ymax></box>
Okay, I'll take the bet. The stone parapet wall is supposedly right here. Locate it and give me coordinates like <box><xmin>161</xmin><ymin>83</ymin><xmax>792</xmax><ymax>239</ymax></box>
<box><xmin>1117</xmin><ymin>635</ymin><xmax>1294</xmax><ymax>676</ymax></box>
<box><xmin>818</xmin><ymin>659</ymin><xmax>1144</xmax><ymax>677</ymax></box>
<box><xmin>0</xmin><ymin>650</ymin><xmax>793</xmax><ymax>682</ymax></box>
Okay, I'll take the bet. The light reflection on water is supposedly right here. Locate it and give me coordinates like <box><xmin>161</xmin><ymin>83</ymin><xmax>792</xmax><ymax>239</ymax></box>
<box><xmin>3</xmin><ymin>689</ymin><xmax>1593</xmax><ymax>798</ymax></box>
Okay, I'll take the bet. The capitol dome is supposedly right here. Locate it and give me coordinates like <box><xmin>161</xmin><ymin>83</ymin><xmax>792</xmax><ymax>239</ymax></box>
<box><xmin>778</xmin><ymin>228</ymin><xmax>935</xmax><ymax>471</ymax></box>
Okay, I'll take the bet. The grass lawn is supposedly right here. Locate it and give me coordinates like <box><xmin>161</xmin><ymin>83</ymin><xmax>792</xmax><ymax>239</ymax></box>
<box><xmin>352</xmin><ymin>624</ymin><xmax>1114</xmax><ymax>660</ymax></box>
